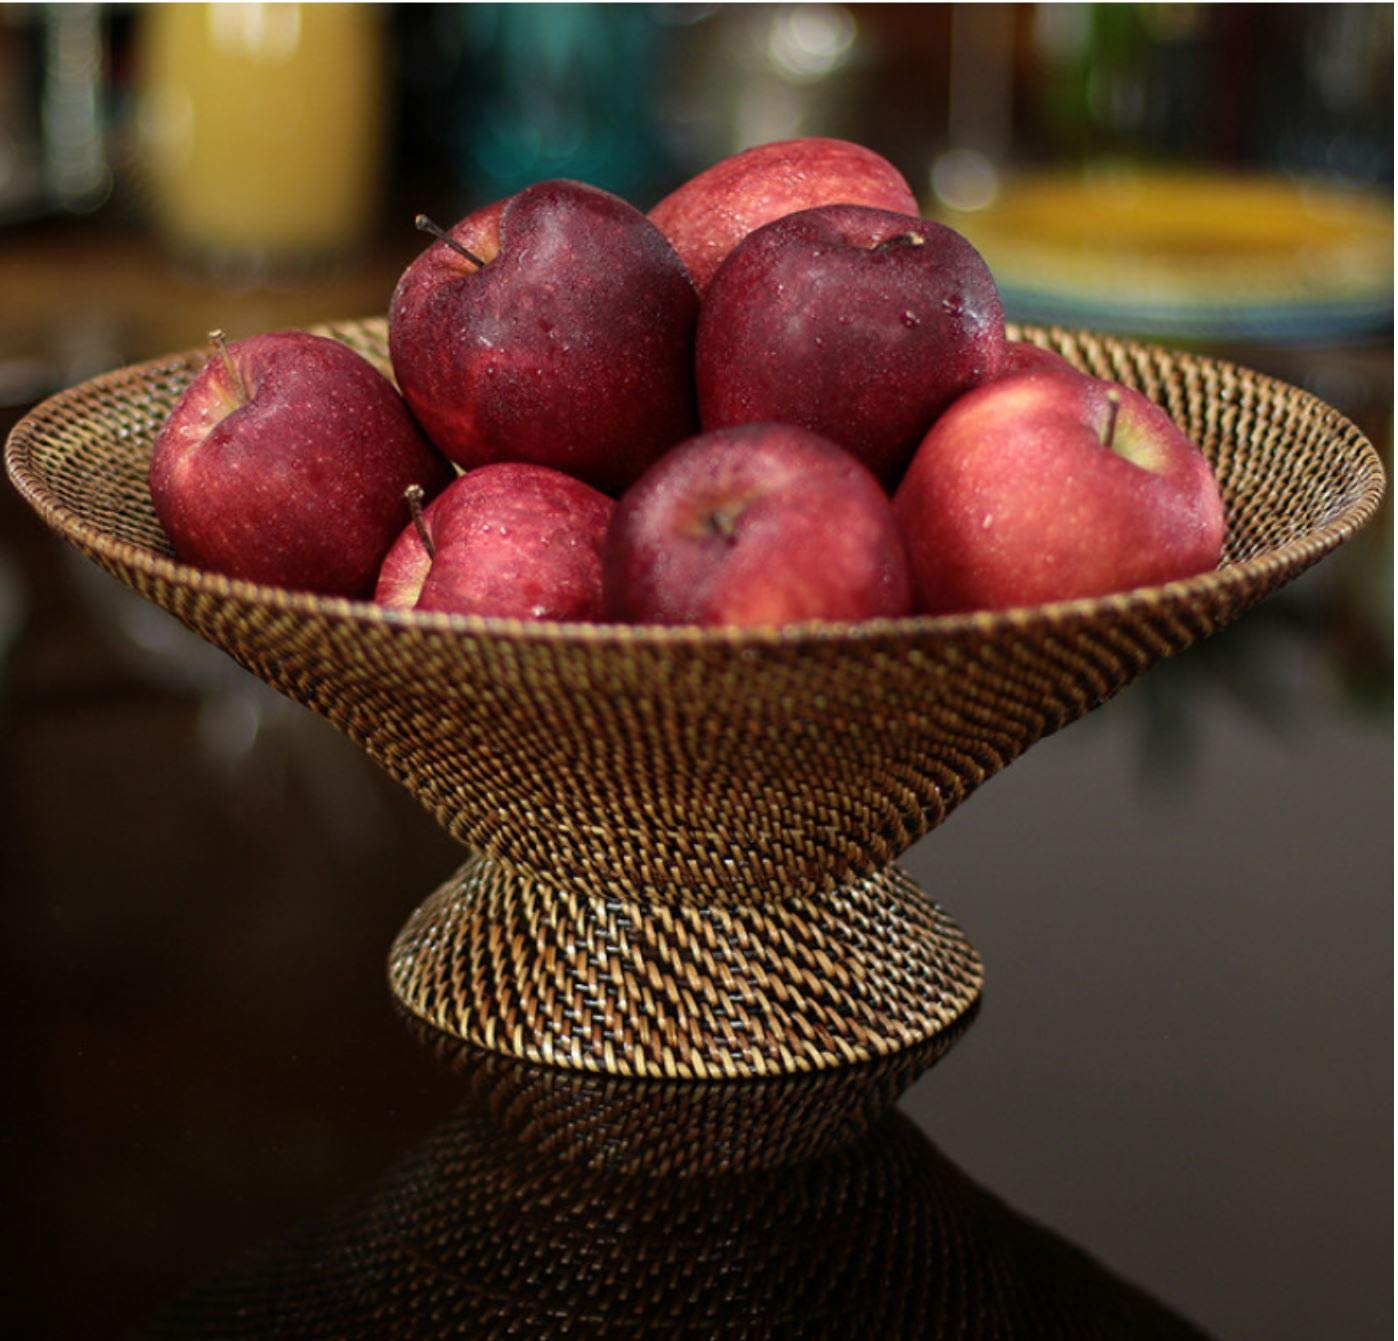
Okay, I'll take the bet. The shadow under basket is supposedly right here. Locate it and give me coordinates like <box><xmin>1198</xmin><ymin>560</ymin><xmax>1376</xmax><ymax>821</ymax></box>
<box><xmin>6</xmin><ymin>319</ymin><xmax>1385</xmax><ymax>1081</ymax></box>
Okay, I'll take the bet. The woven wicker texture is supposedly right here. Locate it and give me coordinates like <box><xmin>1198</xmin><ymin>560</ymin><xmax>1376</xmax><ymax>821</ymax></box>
<box><xmin>404</xmin><ymin>1008</ymin><xmax>974</xmax><ymax>1175</ymax></box>
<box><xmin>135</xmin><ymin>1062</ymin><xmax>1209</xmax><ymax>1339</ymax></box>
<box><xmin>390</xmin><ymin>855</ymin><xmax>981</xmax><ymax>1077</ymax></box>
<box><xmin>5</xmin><ymin>318</ymin><xmax>1384</xmax><ymax>1080</ymax></box>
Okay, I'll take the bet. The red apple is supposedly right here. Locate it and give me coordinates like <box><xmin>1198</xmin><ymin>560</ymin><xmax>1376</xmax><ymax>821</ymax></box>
<box><xmin>648</xmin><ymin>136</ymin><xmax>918</xmax><ymax>293</ymax></box>
<box><xmin>149</xmin><ymin>331</ymin><xmax>452</xmax><ymax>597</ymax></box>
<box><xmin>388</xmin><ymin>180</ymin><xmax>699</xmax><ymax>494</ymax></box>
<box><xmin>375</xmin><ymin>463</ymin><xmax>613</xmax><ymax>620</ymax></box>
<box><xmin>893</xmin><ymin>371</ymin><xmax>1227</xmax><ymax>613</ymax></box>
<box><xmin>994</xmin><ymin>340</ymin><xmax>1081</xmax><ymax>381</ymax></box>
<box><xmin>697</xmin><ymin>205</ymin><xmax>1006</xmax><ymax>483</ymax></box>
<box><xmin>605</xmin><ymin>423</ymin><xmax>912</xmax><ymax>627</ymax></box>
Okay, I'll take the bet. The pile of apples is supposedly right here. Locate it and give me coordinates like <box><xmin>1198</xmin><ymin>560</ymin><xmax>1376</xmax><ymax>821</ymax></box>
<box><xmin>150</xmin><ymin>137</ymin><xmax>1226</xmax><ymax>626</ymax></box>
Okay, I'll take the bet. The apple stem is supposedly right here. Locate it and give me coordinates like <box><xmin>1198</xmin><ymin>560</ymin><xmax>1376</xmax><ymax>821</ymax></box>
<box><xmin>414</xmin><ymin>214</ymin><xmax>487</xmax><ymax>269</ymax></box>
<box><xmin>404</xmin><ymin>484</ymin><xmax>435</xmax><ymax>558</ymax></box>
<box><xmin>873</xmin><ymin>232</ymin><xmax>926</xmax><ymax>253</ymax></box>
<box><xmin>706</xmin><ymin>507</ymin><xmax>739</xmax><ymax>540</ymax></box>
<box><xmin>207</xmin><ymin>329</ymin><xmax>248</xmax><ymax>405</ymax></box>
<box><xmin>1101</xmin><ymin>391</ymin><xmax>1121</xmax><ymax>448</ymax></box>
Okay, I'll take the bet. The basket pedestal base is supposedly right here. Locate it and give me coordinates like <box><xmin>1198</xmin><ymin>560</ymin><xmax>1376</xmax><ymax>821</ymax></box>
<box><xmin>389</xmin><ymin>854</ymin><xmax>983</xmax><ymax>1081</ymax></box>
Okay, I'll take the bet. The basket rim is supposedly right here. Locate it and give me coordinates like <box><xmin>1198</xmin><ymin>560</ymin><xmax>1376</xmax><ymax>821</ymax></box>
<box><xmin>4</xmin><ymin>320</ymin><xmax>1387</xmax><ymax>650</ymax></box>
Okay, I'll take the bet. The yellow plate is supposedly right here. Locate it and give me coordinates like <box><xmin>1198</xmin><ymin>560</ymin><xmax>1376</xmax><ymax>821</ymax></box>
<box><xmin>938</xmin><ymin>168</ymin><xmax>1394</xmax><ymax>341</ymax></box>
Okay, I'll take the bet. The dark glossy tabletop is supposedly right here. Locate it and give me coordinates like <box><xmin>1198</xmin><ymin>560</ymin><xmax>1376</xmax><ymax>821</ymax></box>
<box><xmin>1</xmin><ymin>234</ymin><xmax>1390</xmax><ymax>1341</ymax></box>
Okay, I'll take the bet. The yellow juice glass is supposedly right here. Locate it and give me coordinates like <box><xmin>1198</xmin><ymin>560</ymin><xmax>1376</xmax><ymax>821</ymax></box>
<box><xmin>136</xmin><ymin>3</ymin><xmax>385</xmax><ymax>272</ymax></box>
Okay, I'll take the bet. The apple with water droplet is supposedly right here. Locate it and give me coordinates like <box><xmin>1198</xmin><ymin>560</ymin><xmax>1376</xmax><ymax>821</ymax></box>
<box><xmin>388</xmin><ymin>179</ymin><xmax>699</xmax><ymax>494</ymax></box>
<box><xmin>893</xmin><ymin>369</ymin><xmax>1227</xmax><ymax>613</ymax></box>
<box><xmin>605</xmin><ymin>422</ymin><xmax>912</xmax><ymax>627</ymax></box>
<box><xmin>375</xmin><ymin>463</ymin><xmax>613</xmax><ymax>620</ymax></box>
<box><xmin>149</xmin><ymin>330</ymin><xmax>452</xmax><ymax>597</ymax></box>
<box><xmin>695</xmin><ymin>204</ymin><xmax>1006</xmax><ymax>483</ymax></box>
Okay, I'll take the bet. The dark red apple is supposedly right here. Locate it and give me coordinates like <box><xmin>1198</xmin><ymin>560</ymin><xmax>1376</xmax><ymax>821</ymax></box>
<box><xmin>648</xmin><ymin>136</ymin><xmax>918</xmax><ymax>293</ymax></box>
<box><xmin>149</xmin><ymin>331</ymin><xmax>452</xmax><ymax>597</ymax></box>
<box><xmin>893</xmin><ymin>371</ymin><xmax>1227</xmax><ymax>614</ymax></box>
<box><xmin>696</xmin><ymin>205</ymin><xmax>1006</xmax><ymax>483</ymax></box>
<box><xmin>605</xmin><ymin>423</ymin><xmax>912</xmax><ymax>627</ymax></box>
<box><xmin>375</xmin><ymin>463</ymin><xmax>612</xmax><ymax>620</ymax></box>
<box><xmin>388</xmin><ymin>180</ymin><xmax>699</xmax><ymax>494</ymax></box>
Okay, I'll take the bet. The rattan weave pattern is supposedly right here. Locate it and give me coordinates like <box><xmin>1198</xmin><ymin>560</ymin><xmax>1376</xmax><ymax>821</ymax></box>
<box><xmin>409</xmin><ymin>1029</ymin><xmax>966</xmax><ymax>1176</ymax></box>
<box><xmin>390</xmin><ymin>857</ymin><xmax>982</xmax><ymax>1079</ymax></box>
<box><xmin>5</xmin><ymin>318</ymin><xmax>1384</xmax><ymax>1080</ymax></box>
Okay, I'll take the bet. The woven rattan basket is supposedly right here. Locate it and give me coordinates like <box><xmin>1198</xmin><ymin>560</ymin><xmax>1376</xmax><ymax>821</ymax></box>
<box><xmin>5</xmin><ymin>318</ymin><xmax>1384</xmax><ymax>1082</ymax></box>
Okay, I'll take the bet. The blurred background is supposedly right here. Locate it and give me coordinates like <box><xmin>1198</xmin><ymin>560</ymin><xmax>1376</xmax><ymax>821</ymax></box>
<box><xmin>0</xmin><ymin>5</ymin><xmax>1391</xmax><ymax>1339</ymax></box>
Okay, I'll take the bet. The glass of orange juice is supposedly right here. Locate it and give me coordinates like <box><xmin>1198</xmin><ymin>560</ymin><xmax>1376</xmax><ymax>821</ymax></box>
<box><xmin>135</xmin><ymin>3</ymin><xmax>386</xmax><ymax>276</ymax></box>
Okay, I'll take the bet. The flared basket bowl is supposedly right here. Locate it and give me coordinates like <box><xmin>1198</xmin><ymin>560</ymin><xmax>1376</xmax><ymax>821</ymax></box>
<box><xmin>5</xmin><ymin>319</ymin><xmax>1385</xmax><ymax>906</ymax></box>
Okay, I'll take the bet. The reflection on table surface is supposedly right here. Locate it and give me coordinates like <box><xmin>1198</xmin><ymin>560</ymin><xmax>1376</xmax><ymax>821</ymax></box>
<box><xmin>134</xmin><ymin>1038</ymin><xmax>1208</xmax><ymax>1340</ymax></box>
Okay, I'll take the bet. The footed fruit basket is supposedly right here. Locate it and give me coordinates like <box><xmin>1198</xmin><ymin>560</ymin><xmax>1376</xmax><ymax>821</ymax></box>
<box><xmin>5</xmin><ymin>319</ymin><xmax>1384</xmax><ymax>1081</ymax></box>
